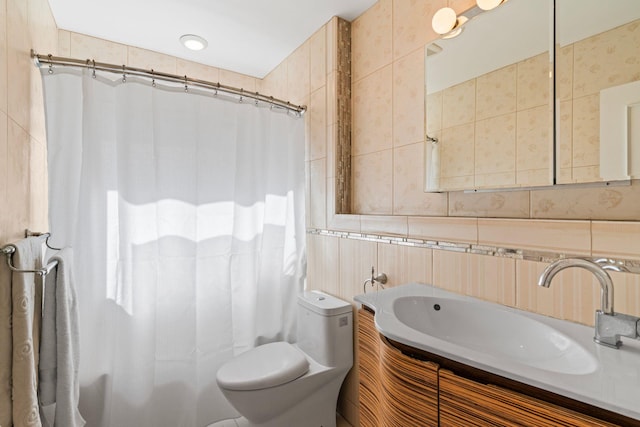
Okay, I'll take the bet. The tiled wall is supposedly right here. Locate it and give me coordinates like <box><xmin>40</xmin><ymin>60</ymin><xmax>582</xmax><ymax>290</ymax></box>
<box><xmin>0</xmin><ymin>0</ymin><xmax>57</xmax><ymax>247</ymax></box>
<box><xmin>557</xmin><ymin>19</ymin><xmax>640</xmax><ymax>183</ymax></box>
<box><xmin>304</xmin><ymin>1</ymin><xmax>640</xmax><ymax>424</ymax></box>
<box><xmin>427</xmin><ymin>52</ymin><xmax>552</xmax><ymax>190</ymax></box>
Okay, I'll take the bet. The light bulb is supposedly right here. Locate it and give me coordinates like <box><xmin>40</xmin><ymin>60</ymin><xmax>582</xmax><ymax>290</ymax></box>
<box><xmin>476</xmin><ymin>0</ymin><xmax>504</xmax><ymax>11</ymax></box>
<box><xmin>432</xmin><ymin>7</ymin><xmax>458</xmax><ymax>35</ymax></box>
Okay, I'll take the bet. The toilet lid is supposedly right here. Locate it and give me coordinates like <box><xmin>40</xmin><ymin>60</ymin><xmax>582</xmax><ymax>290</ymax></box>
<box><xmin>216</xmin><ymin>342</ymin><xmax>310</xmax><ymax>391</ymax></box>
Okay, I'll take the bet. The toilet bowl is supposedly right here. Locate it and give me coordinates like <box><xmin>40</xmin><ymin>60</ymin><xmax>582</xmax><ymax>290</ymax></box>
<box><xmin>215</xmin><ymin>291</ymin><xmax>353</xmax><ymax>427</ymax></box>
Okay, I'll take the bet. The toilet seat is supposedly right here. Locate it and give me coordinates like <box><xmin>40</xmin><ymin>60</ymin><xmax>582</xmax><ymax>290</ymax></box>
<box><xmin>216</xmin><ymin>342</ymin><xmax>309</xmax><ymax>391</ymax></box>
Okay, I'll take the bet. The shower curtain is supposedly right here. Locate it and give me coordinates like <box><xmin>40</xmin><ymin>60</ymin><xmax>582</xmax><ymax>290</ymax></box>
<box><xmin>42</xmin><ymin>68</ymin><xmax>306</xmax><ymax>427</ymax></box>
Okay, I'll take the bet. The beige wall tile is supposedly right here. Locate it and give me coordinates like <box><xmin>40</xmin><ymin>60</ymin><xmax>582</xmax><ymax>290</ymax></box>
<box><xmin>448</xmin><ymin>190</ymin><xmax>530</xmax><ymax>218</ymax></box>
<box><xmin>29</xmin><ymin>137</ymin><xmax>47</xmax><ymax>230</ymax></box>
<box><xmin>592</xmin><ymin>221</ymin><xmax>640</xmax><ymax>261</ymax></box>
<box><xmin>258</xmin><ymin>61</ymin><xmax>288</xmax><ymax>101</ymax></box>
<box><xmin>478</xmin><ymin>218</ymin><xmax>591</xmax><ymax>255</ymax></box>
<box><xmin>352</xmin><ymin>150</ymin><xmax>393</xmax><ymax>214</ymax></box>
<box><xmin>394</xmin><ymin>142</ymin><xmax>448</xmax><ymax>215</ymax></box>
<box><xmin>69</xmin><ymin>32</ymin><xmax>127</xmax><ymax>64</ymax></box>
<box><xmin>309</xmin><ymin>158</ymin><xmax>327</xmax><ymax>229</ymax></box>
<box><xmin>352</xmin><ymin>65</ymin><xmax>393</xmax><ymax>156</ymax></box>
<box><xmin>573</xmin><ymin>20</ymin><xmax>640</xmax><ymax>98</ymax></box>
<box><xmin>476</xmin><ymin>64</ymin><xmax>517</xmax><ymax>121</ymax></box>
<box><xmin>7</xmin><ymin>0</ymin><xmax>30</xmax><ymax>131</ymax></box>
<box><xmin>338</xmin><ymin>237</ymin><xmax>377</xmax><ymax>301</ymax></box>
<box><xmin>309</xmin><ymin>26</ymin><xmax>327</xmax><ymax>92</ymax></box>
<box><xmin>378</xmin><ymin>243</ymin><xmax>433</xmax><ymax>288</ymax></box>
<box><xmin>327</xmin><ymin>212</ymin><xmax>361</xmax><ymax>233</ymax></box>
<box><xmin>393</xmin><ymin>48</ymin><xmax>425</xmax><ymax>147</ymax></box>
<box><xmin>440</xmin><ymin>123</ymin><xmax>474</xmax><ymax>181</ymax></box>
<box><xmin>516</xmin><ymin>52</ymin><xmax>551</xmax><ymax>111</ymax></box>
<box><xmin>7</xmin><ymin>119</ymin><xmax>30</xmax><ymax>239</ymax></box>
<box><xmin>351</xmin><ymin>0</ymin><xmax>393</xmax><ymax>82</ymax></box>
<box><xmin>442</xmin><ymin>79</ymin><xmax>475</xmax><ymax>128</ymax></box>
<box><xmin>176</xmin><ymin>59</ymin><xmax>220</xmax><ymax>83</ymax></box>
<box><xmin>393</xmin><ymin>0</ymin><xmax>443</xmax><ymax>60</ymax></box>
<box><xmin>0</xmin><ymin>0</ymin><xmax>7</xmax><ymax>114</ymax></box>
<box><xmin>516</xmin><ymin>105</ymin><xmax>552</xmax><ymax>173</ymax></box>
<box><xmin>326</xmin><ymin>123</ymin><xmax>336</xmax><ymax>179</ymax></box>
<box><xmin>360</xmin><ymin>215</ymin><xmax>407</xmax><ymax>237</ymax></box>
<box><xmin>308</xmin><ymin>86</ymin><xmax>326</xmax><ymax>161</ymax></box>
<box><xmin>219</xmin><ymin>68</ymin><xmax>257</xmax><ymax>93</ymax></box>
<box><xmin>286</xmin><ymin>41</ymin><xmax>309</xmax><ymax>105</ymax></box>
<box><xmin>426</xmin><ymin>91</ymin><xmax>442</xmax><ymax>135</ymax></box>
<box><xmin>408</xmin><ymin>217</ymin><xmax>477</xmax><ymax>244</ymax></box>
<box><xmin>326</xmin><ymin>71</ymin><xmax>337</xmax><ymax>127</ymax></box>
<box><xmin>57</xmin><ymin>29</ymin><xmax>71</xmax><ymax>57</ymax></box>
<box><xmin>447</xmin><ymin>0</ymin><xmax>475</xmax><ymax>13</ymax></box>
<box><xmin>475</xmin><ymin>113</ymin><xmax>516</xmax><ymax>177</ymax></box>
<box><xmin>0</xmin><ymin>111</ymin><xmax>7</xmax><ymax>238</ymax></box>
<box><xmin>611</xmin><ymin>270</ymin><xmax>640</xmax><ymax>319</ymax></box>
<box><xmin>306</xmin><ymin>233</ymin><xmax>339</xmax><ymax>295</ymax></box>
<box><xmin>572</xmin><ymin>94</ymin><xmax>599</xmax><ymax>169</ymax></box>
<box><xmin>127</xmin><ymin>47</ymin><xmax>177</xmax><ymax>74</ymax></box>
<box><xmin>556</xmin><ymin>44</ymin><xmax>573</xmax><ymax>102</ymax></box>
<box><xmin>556</xmin><ymin>100</ymin><xmax>572</xmax><ymax>182</ymax></box>
<box><xmin>531</xmin><ymin>184</ymin><xmax>640</xmax><ymax>221</ymax></box>
<box><xmin>337</xmin><ymin>397</ymin><xmax>359</xmax><ymax>427</ymax></box>
<box><xmin>28</xmin><ymin>0</ymin><xmax>57</xmax><ymax>53</ymax></box>
<box><xmin>326</xmin><ymin>18</ymin><xmax>337</xmax><ymax>74</ymax></box>
<box><xmin>433</xmin><ymin>251</ymin><xmax>516</xmax><ymax>306</ymax></box>
<box><xmin>516</xmin><ymin>260</ymin><xmax>599</xmax><ymax>326</ymax></box>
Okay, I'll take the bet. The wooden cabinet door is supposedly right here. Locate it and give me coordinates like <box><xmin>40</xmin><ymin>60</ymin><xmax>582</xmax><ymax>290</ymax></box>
<box><xmin>358</xmin><ymin>308</ymin><xmax>383</xmax><ymax>427</ymax></box>
<box><xmin>439</xmin><ymin>369</ymin><xmax>618</xmax><ymax>427</ymax></box>
<box><xmin>358</xmin><ymin>309</ymin><xmax>439</xmax><ymax>427</ymax></box>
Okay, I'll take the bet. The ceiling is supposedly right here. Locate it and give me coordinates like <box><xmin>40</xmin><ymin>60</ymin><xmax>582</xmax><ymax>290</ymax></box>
<box><xmin>47</xmin><ymin>0</ymin><xmax>378</xmax><ymax>78</ymax></box>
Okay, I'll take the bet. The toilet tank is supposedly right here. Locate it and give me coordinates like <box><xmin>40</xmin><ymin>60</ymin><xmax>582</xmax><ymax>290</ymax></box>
<box><xmin>296</xmin><ymin>291</ymin><xmax>353</xmax><ymax>369</ymax></box>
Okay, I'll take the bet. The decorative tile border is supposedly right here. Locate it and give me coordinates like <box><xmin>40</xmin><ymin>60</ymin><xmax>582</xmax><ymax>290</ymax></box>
<box><xmin>307</xmin><ymin>228</ymin><xmax>640</xmax><ymax>274</ymax></box>
<box><xmin>335</xmin><ymin>18</ymin><xmax>351</xmax><ymax>214</ymax></box>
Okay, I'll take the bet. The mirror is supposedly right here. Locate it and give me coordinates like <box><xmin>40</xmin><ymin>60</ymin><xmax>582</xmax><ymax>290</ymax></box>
<box><xmin>424</xmin><ymin>0</ymin><xmax>554</xmax><ymax>192</ymax></box>
<box><xmin>555</xmin><ymin>0</ymin><xmax>640</xmax><ymax>184</ymax></box>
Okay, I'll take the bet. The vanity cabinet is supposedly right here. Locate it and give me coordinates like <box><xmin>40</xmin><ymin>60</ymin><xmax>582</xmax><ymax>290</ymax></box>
<box><xmin>439</xmin><ymin>369</ymin><xmax>615</xmax><ymax>427</ymax></box>
<box><xmin>358</xmin><ymin>308</ymin><xmax>631</xmax><ymax>427</ymax></box>
<box><xmin>358</xmin><ymin>308</ymin><xmax>438</xmax><ymax>426</ymax></box>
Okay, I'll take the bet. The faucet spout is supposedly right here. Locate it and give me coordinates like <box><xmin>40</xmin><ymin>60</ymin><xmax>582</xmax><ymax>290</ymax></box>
<box><xmin>537</xmin><ymin>258</ymin><xmax>613</xmax><ymax>315</ymax></box>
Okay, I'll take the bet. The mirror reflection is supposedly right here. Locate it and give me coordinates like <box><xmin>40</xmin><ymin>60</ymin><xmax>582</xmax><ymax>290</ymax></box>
<box><xmin>555</xmin><ymin>0</ymin><xmax>640</xmax><ymax>184</ymax></box>
<box><xmin>425</xmin><ymin>0</ymin><xmax>553</xmax><ymax>192</ymax></box>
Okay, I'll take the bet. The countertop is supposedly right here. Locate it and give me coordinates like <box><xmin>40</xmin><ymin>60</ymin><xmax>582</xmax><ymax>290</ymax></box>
<box><xmin>354</xmin><ymin>283</ymin><xmax>640</xmax><ymax>421</ymax></box>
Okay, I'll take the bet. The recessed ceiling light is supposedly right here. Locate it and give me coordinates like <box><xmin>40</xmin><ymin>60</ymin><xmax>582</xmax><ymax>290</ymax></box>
<box><xmin>180</xmin><ymin>34</ymin><xmax>208</xmax><ymax>51</ymax></box>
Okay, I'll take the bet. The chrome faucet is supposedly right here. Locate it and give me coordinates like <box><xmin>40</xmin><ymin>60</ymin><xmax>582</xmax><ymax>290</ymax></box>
<box><xmin>538</xmin><ymin>258</ymin><xmax>640</xmax><ymax>349</ymax></box>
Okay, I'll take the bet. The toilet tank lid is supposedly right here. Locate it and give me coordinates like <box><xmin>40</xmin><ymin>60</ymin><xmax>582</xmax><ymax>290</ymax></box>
<box><xmin>216</xmin><ymin>342</ymin><xmax>309</xmax><ymax>391</ymax></box>
<box><xmin>297</xmin><ymin>291</ymin><xmax>352</xmax><ymax>316</ymax></box>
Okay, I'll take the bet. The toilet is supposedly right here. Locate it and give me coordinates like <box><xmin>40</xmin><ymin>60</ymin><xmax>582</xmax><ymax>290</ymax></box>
<box><xmin>214</xmin><ymin>290</ymin><xmax>353</xmax><ymax>427</ymax></box>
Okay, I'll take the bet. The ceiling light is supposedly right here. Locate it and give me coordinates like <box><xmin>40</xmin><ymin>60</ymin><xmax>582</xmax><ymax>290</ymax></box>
<box><xmin>180</xmin><ymin>34</ymin><xmax>208</xmax><ymax>51</ymax></box>
<box><xmin>476</xmin><ymin>0</ymin><xmax>506</xmax><ymax>11</ymax></box>
<box><xmin>432</xmin><ymin>7</ymin><xmax>458</xmax><ymax>35</ymax></box>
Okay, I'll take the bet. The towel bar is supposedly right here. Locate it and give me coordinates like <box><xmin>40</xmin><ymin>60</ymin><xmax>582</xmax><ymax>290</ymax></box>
<box><xmin>1</xmin><ymin>243</ymin><xmax>59</xmax><ymax>277</ymax></box>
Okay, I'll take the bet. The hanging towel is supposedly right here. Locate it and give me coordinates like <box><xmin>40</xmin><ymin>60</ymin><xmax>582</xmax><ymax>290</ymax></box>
<box><xmin>38</xmin><ymin>248</ymin><xmax>85</xmax><ymax>427</ymax></box>
<box><xmin>0</xmin><ymin>236</ymin><xmax>47</xmax><ymax>427</ymax></box>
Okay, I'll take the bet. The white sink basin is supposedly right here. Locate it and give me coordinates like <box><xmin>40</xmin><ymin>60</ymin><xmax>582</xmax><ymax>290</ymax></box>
<box><xmin>393</xmin><ymin>296</ymin><xmax>598</xmax><ymax>375</ymax></box>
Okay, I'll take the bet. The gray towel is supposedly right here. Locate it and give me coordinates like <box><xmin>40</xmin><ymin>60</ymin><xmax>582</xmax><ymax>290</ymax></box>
<box><xmin>38</xmin><ymin>248</ymin><xmax>85</xmax><ymax>427</ymax></box>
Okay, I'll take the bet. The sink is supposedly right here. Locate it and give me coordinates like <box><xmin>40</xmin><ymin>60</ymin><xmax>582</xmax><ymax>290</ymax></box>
<box><xmin>392</xmin><ymin>296</ymin><xmax>598</xmax><ymax>375</ymax></box>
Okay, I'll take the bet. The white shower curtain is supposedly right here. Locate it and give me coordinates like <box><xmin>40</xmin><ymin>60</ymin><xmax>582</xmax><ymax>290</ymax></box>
<box><xmin>42</xmin><ymin>69</ymin><xmax>306</xmax><ymax>427</ymax></box>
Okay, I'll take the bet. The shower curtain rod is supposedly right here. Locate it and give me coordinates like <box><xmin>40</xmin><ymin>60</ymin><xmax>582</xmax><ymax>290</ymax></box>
<box><xmin>31</xmin><ymin>50</ymin><xmax>306</xmax><ymax>115</ymax></box>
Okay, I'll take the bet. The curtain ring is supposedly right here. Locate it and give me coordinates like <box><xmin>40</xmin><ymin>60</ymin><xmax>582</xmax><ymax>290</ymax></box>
<box><xmin>47</xmin><ymin>54</ymin><xmax>53</xmax><ymax>74</ymax></box>
<box><xmin>92</xmin><ymin>60</ymin><xmax>96</xmax><ymax>79</ymax></box>
<box><xmin>239</xmin><ymin>88</ymin><xmax>244</xmax><ymax>103</ymax></box>
<box><xmin>122</xmin><ymin>65</ymin><xmax>126</xmax><ymax>83</ymax></box>
<box><xmin>184</xmin><ymin>75</ymin><xmax>188</xmax><ymax>92</ymax></box>
<box><xmin>151</xmin><ymin>69</ymin><xmax>156</xmax><ymax>87</ymax></box>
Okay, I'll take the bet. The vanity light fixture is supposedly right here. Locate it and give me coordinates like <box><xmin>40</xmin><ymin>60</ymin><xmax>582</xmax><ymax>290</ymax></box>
<box><xmin>432</xmin><ymin>7</ymin><xmax>469</xmax><ymax>38</ymax></box>
<box><xmin>180</xmin><ymin>34</ymin><xmax>208</xmax><ymax>51</ymax></box>
<box><xmin>476</xmin><ymin>0</ymin><xmax>507</xmax><ymax>11</ymax></box>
